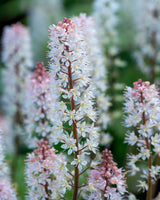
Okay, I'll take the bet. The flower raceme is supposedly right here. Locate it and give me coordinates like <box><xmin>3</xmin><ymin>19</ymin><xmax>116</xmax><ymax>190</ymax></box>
<box><xmin>0</xmin><ymin>178</ymin><xmax>17</xmax><ymax>200</ymax></box>
<box><xmin>2</xmin><ymin>22</ymin><xmax>33</xmax><ymax>118</ymax></box>
<box><xmin>134</xmin><ymin>0</ymin><xmax>160</xmax><ymax>81</ymax></box>
<box><xmin>48</xmin><ymin>18</ymin><xmax>99</xmax><ymax>199</ymax></box>
<box><xmin>1</xmin><ymin>22</ymin><xmax>33</xmax><ymax>148</ymax></box>
<box><xmin>72</xmin><ymin>14</ymin><xmax>111</xmax><ymax>144</ymax></box>
<box><xmin>93</xmin><ymin>0</ymin><xmax>119</xmax><ymax>48</ymax></box>
<box><xmin>25</xmin><ymin>141</ymin><xmax>69</xmax><ymax>200</ymax></box>
<box><xmin>87</xmin><ymin>149</ymin><xmax>127</xmax><ymax>200</ymax></box>
<box><xmin>0</xmin><ymin>127</ymin><xmax>17</xmax><ymax>200</ymax></box>
<box><xmin>93</xmin><ymin>0</ymin><xmax>125</xmax><ymax>68</ymax></box>
<box><xmin>2</xmin><ymin>23</ymin><xmax>32</xmax><ymax>72</ymax></box>
<box><xmin>25</xmin><ymin>62</ymin><xmax>55</xmax><ymax>148</ymax></box>
<box><xmin>124</xmin><ymin>79</ymin><xmax>160</xmax><ymax>199</ymax></box>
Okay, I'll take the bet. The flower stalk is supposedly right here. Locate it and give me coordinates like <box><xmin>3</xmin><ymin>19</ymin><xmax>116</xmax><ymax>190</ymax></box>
<box><xmin>48</xmin><ymin>18</ymin><xmax>99</xmax><ymax>199</ymax></box>
<box><xmin>124</xmin><ymin>79</ymin><xmax>160</xmax><ymax>199</ymax></box>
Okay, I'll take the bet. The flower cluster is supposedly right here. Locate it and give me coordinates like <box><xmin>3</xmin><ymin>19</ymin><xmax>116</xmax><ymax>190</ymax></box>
<box><xmin>25</xmin><ymin>62</ymin><xmax>55</xmax><ymax>148</ymax></box>
<box><xmin>93</xmin><ymin>0</ymin><xmax>125</xmax><ymax>114</ymax></box>
<box><xmin>2</xmin><ymin>23</ymin><xmax>32</xmax><ymax>72</ymax></box>
<box><xmin>25</xmin><ymin>141</ymin><xmax>69</xmax><ymax>200</ymax></box>
<box><xmin>48</xmin><ymin>17</ymin><xmax>99</xmax><ymax>156</ymax></box>
<box><xmin>93</xmin><ymin>0</ymin><xmax>124</xmax><ymax>66</ymax></box>
<box><xmin>0</xmin><ymin>127</ymin><xmax>17</xmax><ymax>200</ymax></box>
<box><xmin>87</xmin><ymin>149</ymin><xmax>126</xmax><ymax>200</ymax></box>
<box><xmin>124</xmin><ymin>79</ymin><xmax>160</xmax><ymax>195</ymax></box>
<box><xmin>134</xmin><ymin>0</ymin><xmax>160</xmax><ymax>81</ymax></box>
<box><xmin>0</xmin><ymin>178</ymin><xmax>17</xmax><ymax>200</ymax></box>
<box><xmin>93</xmin><ymin>0</ymin><xmax>119</xmax><ymax>49</ymax></box>
<box><xmin>72</xmin><ymin>14</ymin><xmax>111</xmax><ymax>143</ymax></box>
<box><xmin>48</xmin><ymin>18</ymin><xmax>99</xmax><ymax>198</ymax></box>
<box><xmin>2</xmin><ymin>22</ymin><xmax>33</xmax><ymax>139</ymax></box>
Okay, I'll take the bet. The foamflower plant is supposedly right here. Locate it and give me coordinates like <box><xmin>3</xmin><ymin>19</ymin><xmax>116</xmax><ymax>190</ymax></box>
<box><xmin>48</xmin><ymin>18</ymin><xmax>99</xmax><ymax>199</ymax></box>
<box><xmin>134</xmin><ymin>0</ymin><xmax>160</xmax><ymax>82</ymax></box>
<box><xmin>87</xmin><ymin>149</ymin><xmax>127</xmax><ymax>200</ymax></box>
<box><xmin>1</xmin><ymin>23</ymin><xmax>33</xmax><ymax>155</ymax></box>
<box><xmin>72</xmin><ymin>14</ymin><xmax>111</xmax><ymax>145</ymax></box>
<box><xmin>124</xmin><ymin>79</ymin><xmax>160</xmax><ymax>200</ymax></box>
<box><xmin>0</xmin><ymin>127</ymin><xmax>17</xmax><ymax>200</ymax></box>
<box><xmin>25</xmin><ymin>141</ymin><xmax>69</xmax><ymax>200</ymax></box>
<box><xmin>25</xmin><ymin>62</ymin><xmax>55</xmax><ymax>148</ymax></box>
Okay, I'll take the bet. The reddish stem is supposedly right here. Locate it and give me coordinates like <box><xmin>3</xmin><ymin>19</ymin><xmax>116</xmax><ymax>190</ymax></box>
<box><xmin>140</xmin><ymin>91</ymin><xmax>152</xmax><ymax>200</ymax></box>
<box><xmin>42</xmin><ymin>145</ymin><xmax>50</xmax><ymax>200</ymax></box>
<box><xmin>67</xmin><ymin>59</ymin><xmax>79</xmax><ymax>200</ymax></box>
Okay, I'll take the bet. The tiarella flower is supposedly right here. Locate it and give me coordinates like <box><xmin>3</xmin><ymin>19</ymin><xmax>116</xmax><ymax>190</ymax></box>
<box><xmin>48</xmin><ymin>18</ymin><xmax>99</xmax><ymax>198</ymax></box>
<box><xmin>93</xmin><ymin>0</ymin><xmax>119</xmax><ymax>48</ymax></box>
<box><xmin>127</xmin><ymin>154</ymin><xmax>139</xmax><ymax>167</ymax></box>
<box><xmin>151</xmin><ymin>133</ymin><xmax>160</xmax><ymax>155</ymax></box>
<box><xmin>24</xmin><ymin>62</ymin><xmax>55</xmax><ymax>148</ymax></box>
<box><xmin>93</xmin><ymin>0</ymin><xmax>126</xmax><ymax>76</ymax></box>
<box><xmin>137</xmin><ymin>180</ymin><xmax>148</xmax><ymax>192</ymax></box>
<box><xmin>61</xmin><ymin>133</ymin><xmax>77</xmax><ymax>155</ymax></box>
<box><xmin>150</xmin><ymin>166</ymin><xmax>160</xmax><ymax>180</ymax></box>
<box><xmin>87</xmin><ymin>149</ymin><xmax>127</xmax><ymax>200</ymax></box>
<box><xmin>134</xmin><ymin>0</ymin><xmax>160</xmax><ymax>81</ymax></box>
<box><xmin>124</xmin><ymin>79</ymin><xmax>160</xmax><ymax>198</ymax></box>
<box><xmin>0</xmin><ymin>127</ymin><xmax>17</xmax><ymax>200</ymax></box>
<box><xmin>25</xmin><ymin>141</ymin><xmax>69</xmax><ymax>200</ymax></box>
<box><xmin>2</xmin><ymin>23</ymin><xmax>33</xmax><ymax>117</ymax></box>
<box><xmin>1</xmin><ymin>22</ymin><xmax>33</xmax><ymax>149</ymax></box>
<box><xmin>125</xmin><ymin>131</ymin><xmax>138</xmax><ymax>146</ymax></box>
<box><xmin>71</xmin><ymin>154</ymin><xmax>88</xmax><ymax>171</ymax></box>
<box><xmin>73</xmin><ymin>14</ymin><xmax>110</xmax><ymax>122</ymax></box>
<box><xmin>0</xmin><ymin>178</ymin><xmax>17</xmax><ymax>200</ymax></box>
<box><xmin>72</xmin><ymin>14</ymin><xmax>111</xmax><ymax>146</ymax></box>
<box><xmin>138</xmin><ymin>147</ymin><xmax>150</xmax><ymax>160</ymax></box>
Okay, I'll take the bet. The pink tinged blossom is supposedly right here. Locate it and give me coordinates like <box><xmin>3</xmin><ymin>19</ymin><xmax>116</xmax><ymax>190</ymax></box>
<box><xmin>0</xmin><ymin>178</ymin><xmax>17</xmax><ymax>200</ymax></box>
<box><xmin>24</xmin><ymin>62</ymin><xmax>55</xmax><ymax>148</ymax></box>
<box><xmin>0</xmin><ymin>128</ymin><xmax>17</xmax><ymax>200</ymax></box>
<box><xmin>2</xmin><ymin>23</ymin><xmax>33</xmax><ymax>140</ymax></box>
<box><xmin>25</xmin><ymin>141</ymin><xmax>69</xmax><ymax>199</ymax></box>
<box><xmin>87</xmin><ymin>149</ymin><xmax>127</xmax><ymax>200</ymax></box>
<box><xmin>124</xmin><ymin>79</ymin><xmax>160</xmax><ymax>193</ymax></box>
<box><xmin>2</xmin><ymin>23</ymin><xmax>32</xmax><ymax>69</ymax></box>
